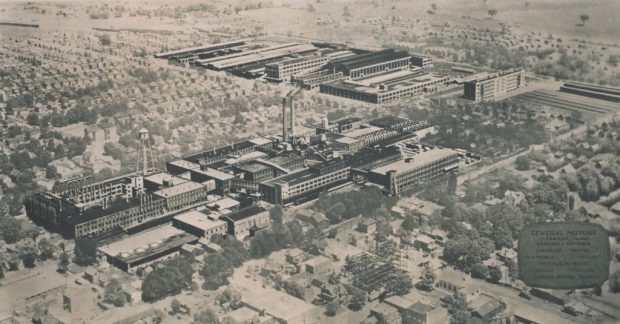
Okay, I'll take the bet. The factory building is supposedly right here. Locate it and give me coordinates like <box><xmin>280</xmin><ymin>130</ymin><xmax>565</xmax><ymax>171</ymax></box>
<box><xmin>98</xmin><ymin>224</ymin><xmax>199</xmax><ymax>272</ymax></box>
<box><xmin>172</xmin><ymin>210</ymin><xmax>228</xmax><ymax>241</ymax></box>
<box><xmin>320</xmin><ymin>71</ymin><xmax>449</xmax><ymax>103</ymax></box>
<box><xmin>411</xmin><ymin>54</ymin><xmax>434</xmax><ymax>69</ymax></box>
<box><xmin>260</xmin><ymin>159</ymin><xmax>351</xmax><ymax>205</ymax></box>
<box><xmin>464</xmin><ymin>69</ymin><xmax>525</xmax><ymax>102</ymax></box>
<box><xmin>368</xmin><ymin>149</ymin><xmax>459</xmax><ymax>195</ymax></box>
<box><xmin>65</xmin><ymin>194</ymin><xmax>167</xmax><ymax>239</ymax></box>
<box><xmin>265</xmin><ymin>55</ymin><xmax>330</xmax><ymax>82</ymax></box>
<box><xmin>328</xmin><ymin>49</ymin><xmax>411</xmax><ymax>79</ymax></box>
<box><xmin>220</xmin><ymin>205</ymin><xmax>271</xmax><ymax>240</ymax></box>
<box><xmin>183</xmin><ymin>137</ymin><xmax>273</xmax><ymax>166</ymax></box>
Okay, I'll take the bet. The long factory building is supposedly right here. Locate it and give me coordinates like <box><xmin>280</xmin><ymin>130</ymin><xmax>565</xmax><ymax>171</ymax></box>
<box><xmin>156</xmin><ymin>39</ymin><xmax>453</xmax><ymax>104</ymax></box>
<box><xmin>25</xmin><ymin>112</ymin><xmax>465</xmax><ymax>242</ymax></box>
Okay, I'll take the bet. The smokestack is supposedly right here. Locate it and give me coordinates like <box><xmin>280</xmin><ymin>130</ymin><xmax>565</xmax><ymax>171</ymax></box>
<box><xmin>282</xmin><ymin>97</ymin><xmax>288</xmax><ymax>141</ymax></box>
<box><xmin>289</xmin><ymin>97</ymin><xmax>295</xmax><ymax>139</ymax></box>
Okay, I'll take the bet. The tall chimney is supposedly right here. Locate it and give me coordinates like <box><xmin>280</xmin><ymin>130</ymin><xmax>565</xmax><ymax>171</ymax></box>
<box><xmin>282</xmin><ymin>97</ymin><xmax>288</xmax><ymax>141</ymax></box>
<box><xmin>289</xmin><ymin>97</ymin><xmax>295</xmax><ymax>139</ymax></box>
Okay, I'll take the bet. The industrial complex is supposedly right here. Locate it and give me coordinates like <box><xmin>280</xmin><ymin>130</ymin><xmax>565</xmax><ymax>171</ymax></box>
<box><xmin>25</xmin><ymin>90</ymin><xmax>476</xmax><ymax>273</ymax></box>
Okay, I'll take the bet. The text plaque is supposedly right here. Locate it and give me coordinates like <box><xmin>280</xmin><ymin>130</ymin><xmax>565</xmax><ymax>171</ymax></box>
<box><xmin>518</xmin><ymin>222</ymin><xmax>610</xmax><ymax>289</ymax></box>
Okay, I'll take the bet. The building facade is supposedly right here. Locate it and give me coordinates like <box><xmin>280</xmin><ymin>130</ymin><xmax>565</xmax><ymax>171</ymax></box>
<box><xmin>368</xmin><ymin>149</ymin><xmax>459</xmax><ymax>195</ymax></box>
<box><xmin>464</xmin><ymin>69</ymin><xmax>525</xmax><ymax>102</ymax></box>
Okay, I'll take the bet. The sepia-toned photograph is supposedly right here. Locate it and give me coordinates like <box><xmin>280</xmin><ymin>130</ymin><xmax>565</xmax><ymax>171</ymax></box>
<box><xmin>0</xmin><ymin>0</ymin><xmax>619</xmax><ymax>323</ymax></box>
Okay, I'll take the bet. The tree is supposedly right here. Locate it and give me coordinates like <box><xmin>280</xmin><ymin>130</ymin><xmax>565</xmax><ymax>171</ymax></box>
<box><xmin>170</xmin><ymin>298</ymin><xmax>182</xmax><ymax>314</ymax></box>
<box><xmin>579</xmin><ymin>14</ymin><xmax>589</xmax><ymax>26</ymax></box>
<box><xmin>609</xmin><ymin>269</ymin><xmax>620</xmax><ymax>293</ymax></box>
<box><xmin>269</xmin><ymin>205</ymin><xmax>284</xmax><ymax>224</ymax></box>
<box><xmin>38</xmin><ymin>238</ymin><xmax>56</xmax><ymax>261</ymax></box>
<box><xmin>514</xmin><ymin>155</ymin><xmax>531</xmax><ymax>171</ymax></box>
<box><xmin>488</xmin><ymin>9</ymin><xmax>497</xmax><ymax>18</ymax></box>
<box><xmin>385</xmin><ymin>272</ymin><xmax>413</xmax><ymax>296</ymax></box>
<box><xmin>74</xmin><ymin>237</ymin><xmax>97</xmax><ymax>266</ymax></box>
<box><xmin>489</xmin><ymin>265</ymin><xmax>502</xmax><ymax>283</ymax></box>
<box><xmin>20</xmin><ymin>245</ymin><xmax>38</xmax><ymax>268</ymax></box>
<box><xmin>193</xmin><ymin>308</ymin><xmax>220</xmax><ymax>324</ymax></box>
<box><xmin>0</xmin><ymin>216</ymin><xmax>23</xmax><ymax>244</ymax></box>
<box><xmin>471</xmin><ymin>263</ymin><xmax>489</xmax><ymax>279</ymax></box>
<box><xmin>445</xmin><ymin>294</ymin><xmax>471</xmax><ymax>324</ymax></box>
<box><xmin>201</xmin><ymin>253</ymin><xmax>234</xmax><ymax>290</ymax></box>
<box><xmin>104</xmin><ymin>279</ymin><xmax>127</xmax><ymax>307</ymax></box>
<box><xmin>216</xmin><ymin>289</ymin><xmax>241</xmax><ymax>310</ymax></box>
<box><xmin>284</xmin><ymin>281</ymin><xmax>305</xmax><ymax>299</ymax></box>
<box><xmin>401</xmin><ymin>214</ymin><xmax>416</xmax><ymax>232</ymax></box>
<box><xmin>415</xmin><ymin>268</ymin><xmax>436</xmax><ymax>291</ymax></box>
<box><xmin>26</xmin><ymin>112</ymin><xmax>39</xmax><ymax>126</ymax></box>
<box><xmin>326</xmin><ymin>300</ymin><xmax>338</xmax><ymax>316</ymax></box>
<box><xmin>58</xmin><ymin>251</ymin><xmax>70</xmax><ymax>273</ymax></box>
<box><xmin>349</xmin><ymin>293</ymin><xmax>365</xmax><ymax>311</ymax></box>
<box><xmin>98</xmin><ymin>34</ymin><xmax>112</xmax><ymax>46</ymax></box>
<box><xmin>142</xmin><ymin>256</ymin><xmax>193</xmax><ymax>302</ymax></box>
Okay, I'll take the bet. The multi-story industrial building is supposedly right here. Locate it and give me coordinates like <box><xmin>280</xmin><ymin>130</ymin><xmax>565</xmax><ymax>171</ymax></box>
<box><xmin>463</xmin><ymin>69</ymin><xmax>525</xmax><ymax>102</ymax></box>
<box><xmin>411</xmin><ymin>54</ymin><xmax>434</xmax><ymax>69</ymax></box>
<box><xmin>172</xmin><ymin>210</ymin><xmax>228</xmax><ymax>241</ymax></box>
<box><xmin>260</xmin><ymin>159</ymin><xmax>351</xmax><ymax>205</ymax></box>
<box><xmin>328</xmin><ymin>49</ymin><xmax>411</xmax><ymax>79</ymax></box>
<box><xmin>220</xmin><ymin>205</ymin><xmax>271</xmax><ymax>240</ymax></box>
<box><xmin>320</xmin><ymin>71</ymin><xmax>449</xmax><ymax>103</ymax></box>
<box><xmin>265</xmin><ymin>55</ymin><xmax>330</xmax><ymax>82</ymax></box>
<box><xmin>368</xmin><ymin>149</ymin><xmax>459</xmax><ymax>195</ymax></box>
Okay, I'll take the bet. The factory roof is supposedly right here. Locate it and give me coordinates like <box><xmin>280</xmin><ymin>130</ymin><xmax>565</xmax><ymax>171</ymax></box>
<box><xmin>370</xmin><ymin>148</ymin><xmax>457</xmax><ymax>175</ymax></box>
<box><xmin>323</xmin><ymin>71</ymin><xmax>449</xmax><ymax>94</ymax></box>
<box><xmin>222</xmin><ymin>205</ymin><xmax>267</xmax><ymax>222</ymax></box>
<box><xmin>248</xmin><ymin>137</ymin><xmax>273</xmax><ymax>146</ymax></box>
<box><xmin>98</xmin><ymin>224</ymin><xmax>198</xmax><ymax>264</ymax></box>
<box><xmin>144</xmin><ymin>172</ymin><xmax>188</xmax><ymax>186</ymax></box>
<box><xmin>208</xmin><ymin>44</ymin><xmax>316</xmax><ymax>70</ymax></box>
<box><xmin>192</xmin><ymin>168</ymin><xmax>235</xmax><ymax>181</ymax></box>
<box><xmin>369</xmin><ymin>116</ymin><xmax>409</xmax><ymax>128</ymax></box>
<box><xmin>168</xmin><ymin>159</ymin><xmax>201</xmax><ymax>171</ymax></box>
<box><xmin>207</xmin><ymin>197</ymin><xmax>240</xmax><ymax>210</ymax></box>
<box><xmin>237</xmin><ymin>163</ymin><xmax>271</xmax><ymax>173</ymax></box>
<box><xmin>343</xmin><ymin>125</ymin><xmax>383</xmax><ymax>138</ymax></box>
<box><xmin>332</xmin><ymin>49</ymin><xmax>410</xmax><ymax>71</ymax></box>
<box><xmin>152</xmin><ymin>181</ymin><xmax>205</xmax><ymax>198</ymax></box>
<box><xmin>184</xmin><ymin>140</ymin><xmax>257</xmax><ymax>162</ymax></box>
<box><xmin>334</xmin><ymin>136</ymin><xmax>361</xmax><ymax>145</ymax></box>
<box><xmin>336</xmin><ymin>116</ymin><xmax>362</xmax><ymax>126</ymax></box>
<box><xmin>304</xmin><ymin>255</ymin><xmax>332</xmax><ymax>268</ymax></box>
<box><xmin>154</xmin><ymin>40</ymin><xmax>246</xmax><ymax>58</ymax></box>
<box><xmin>240</xmin><ymin>284</ymin><xmax>317</xmax><ymax>322</ymax></box>
<box><xmin>173</xmin><ymin>210</ymin><xmax>227</xmax><ymax>231</ymax></box>
<box><xmin>409</xmin><ymin>302</ymin><xmax>435</xmax><ymax>315</ymax></box>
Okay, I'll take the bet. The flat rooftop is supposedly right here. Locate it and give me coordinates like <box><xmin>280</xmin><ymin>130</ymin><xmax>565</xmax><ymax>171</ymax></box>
<box><xmin>167</xmin><ymin>159</ymin><xmax>201</xmax><ymax>171</ymax></box>
<box><xmin>184</xmin><ymin>140</ymin><xmax>257</xmax><ymax>162</ymax></box>
<box><xmin>173</xmin><ymin>210</ymin><xmax>227</xmax><ymax>231</ymax></box>
<box><xmin>332</xmin><ymin>49</ymin><xmax>410</xmax><ymax>71</ymax></box>
<box><xmin>238</xmin><ymin>163</ymin><xmax>271</xmax><ymax>173</ymax></box>
<box><xmin>144</xmin><ymin>172</ymin><xmax>188</xmax><ymax>186</ymax></box>
<box><xmin>207</xmin><ymin>197</ymin><xmax>240</xmax><ymax>210</ymax></box>
<box><xmin>342</xmin><ymin>125</ymin><xmax>383</xmax><ymax>138</ymax></box>
<box><xmin>98</xmin><ymin>224</ymin><xmax>197</xmax><ymax>263</ymax></box>
<box><xmin>222</xmin><ymin>205</ymin><xmax>267</xmax><ymax>222</ymax></box>
<box><xmin>325</xmin><ymin>71</ymin><xmax>448</xmax><ymax>94</ymax></box>
<box><xmin>193</xmin><ymin>168</ymin><xmax>235</xmax><ymax>181</ymax></box>
<box><xmin>371</xmin><ymin>148</ymin><xmax>457</xmax><ymax>175</ymax></box>
<box><xmin>152</xmin><ymin>181</ymin><xmax>205</xmax><ymax>198</ymax></box>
